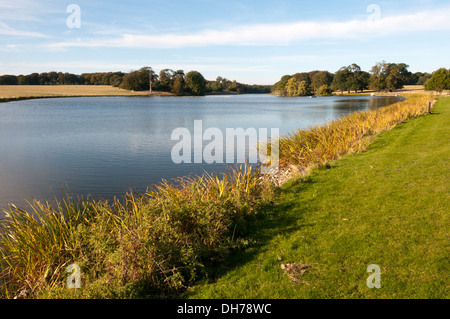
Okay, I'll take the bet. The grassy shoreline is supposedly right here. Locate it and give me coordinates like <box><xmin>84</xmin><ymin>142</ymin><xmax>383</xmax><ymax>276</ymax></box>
<box><xmin>187</xmin><ymin>96</ymin><xmax>449</xmax><ymax>299</ymax></box>
<box><xmin>0</xmin><ymin>94</ymin><xmax>444</xmax><ymax>299</ymax></box>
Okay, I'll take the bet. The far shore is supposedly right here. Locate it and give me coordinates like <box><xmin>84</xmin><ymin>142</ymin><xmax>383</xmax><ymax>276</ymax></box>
<box><xmin>0</xmin><ymin>85</ymin><xmax>260</xmax><ymax>103</ymax></box>
<box><xmin>273</xmin><ymin>85</ymin><xmax>450</xmax><ymax>97</ymax></box>
<box><xmin>1</xmin><ymin>84</ymin><xmax>448</xmax><ymax>104</ymax></box>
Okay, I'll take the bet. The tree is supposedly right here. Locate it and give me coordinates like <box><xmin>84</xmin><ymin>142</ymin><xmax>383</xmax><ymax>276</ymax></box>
<box><xmin>351</xmin><ymin>69</ymin><xmax>370</xmax><ymax>93</ymax></box>
<box><xmin>368</xmin><ymin>62</ymin><xmax>387</xmax><ymax>91</ymax></box>
<box><xmin>171</xmin><ymin>70</ymin><xmax>185</xmax><ymax>95</ymax></box>
<box><xmin>416</xmin><ymin>72</ymin><xmax>432</xmax><ymax>85</ymax></box>
<box><xmin>120</xmin><ymin>71</ymin><xmax>141</xmax><ymax>90</ymax></box>
<box><xmin>64</xmin><ymin>73</ymin><xmax>80</xmax><ymax>85</ymax></box>
<box><xmin>272</xmin><ymin>75</ymin><xmax>292</xmax><ymax>95</ymax></box>
<box><xmin>17</xmin><ymin>75</ymin><xmax>27</xmax><ymax>85</ymax></box>
<box><xmin>285</xmin><ymin>78</ymin><xmax>311</xmax><ymax>96</ymax></box>
<box><xmin>110</xmin><ymin>74</ymin><xmax>122</xmax><ymax>87</ymax></box>
<box><xmin>119</xmin><ymin>66</ymin><xmax>157</xmax><ymax>91</ymax></box>
<box><xmin>158</xmin><ymin>69</ymin><xmax>175</xmax><ymax>92</ymax></box>
<box><xmin>0</xmin><ymin>75</ymin><xmax>18</xmax><ymax>85</ymax></box>
<box><xmin>331</xmin><ymin>67</ymin><xmax>352</xmax><ymax>93</ymax></box>
<box><xmin>311</xmin><ymin>71</ymin><xmax>333</xmax><ymax>93</ymax></box>
<box><xmin>387</xmin><ymin>63</ymin><xmax>411</xmax><ymax>91</ymax></box>
<box><xmin>184</xmin><ymin>71</ymin><xmax>207</xmax><ymax>96</ymax></box>
<box><xmin>424</xmin><ymin>68</ymin><xmax>450</xmax><ymax>94</ymax></box>
<box><xmin>46</xmin><ymin>72</ymin><xmax>58</xmax><ymax>84</ymax></box>
<box><xmin>283</xmin><ymin>73</ymin><xmax>312</xmax><ymax>96</ymax></box>
<box><xmin>38</xmin><ymin>72</ymin><xmax>50</xmax><ymax>85</ymax></box>
<box><xmin>292</xmin><ymin>72</ymin><xmax>311</xmax><ymax>86</ymax></box>
<box><xmin>228</xmin><ymin>80</ymin><xmax>238</xmax><ymax>92</ymax></box>
<box><xmin>369</xmin><ymin>61</ymin><xmax>411</xmax><ymax>92</ymax></box>
<box><xmin>206</xmin><ymin>76</ymin><xmax>226</xmax><ymax>92</ymax></box>
<box><xmin>317</xmin><ymin>84</ymin><xmax>333</xmax><ymax>96</ymax></box>
<box><xmin>331</xmin><ymin>64</ymin><xmax>368</xmax><ymax>94</ymax></box>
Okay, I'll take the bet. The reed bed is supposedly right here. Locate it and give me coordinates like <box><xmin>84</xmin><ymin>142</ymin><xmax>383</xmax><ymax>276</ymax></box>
<box><xmin>278</xmin><ymin>94</ymin><xmax>433</xmax><ymax>169</ymax></box>
<box><xmin>0</xmin><ymin>94</ymin><xmax>433</xmax><ymax>298</ymax></box>
<box><xmin>0</xmin><ymin>165</ymin><xmax>273</xmax><ymax>298</ymax></box>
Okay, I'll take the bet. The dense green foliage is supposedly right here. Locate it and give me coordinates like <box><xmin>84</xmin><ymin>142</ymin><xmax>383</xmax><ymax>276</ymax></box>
<box><xmin>410</xmin><ymin>72</ymin><xmax>432</xmax><ymax>85</ymax></box>
<box><xmin>311</xmin><ymin>71</ymin><xmax>333</xmax><ymax>92</ymax></box>
<box><xmin>424</xmin><ymin>68</ymin><xmax>450</xmax><ymax>93</ymax></box>
<box><xmin>207</xmin><ymin>76</ymin><xmax>271</xmax><ymax>94</ymax></box>
<box><xmin>316</xmin><ymin>84</ymin><xmax>333</xmax><ymax>96</ymax></box>
<box><xmin>119</xmin><ymin>67</ymin><xmax>155</xmax><ymax>91</ymax></box>
<box><xmin>184</xmin><ymin>71</ymin><xmax>207</xmax><ymax>96</ymax></box>
<box><xmin>285</xmin><ymin>78</ymin><xmax>311</xmax><ymax>96</ymax></box>
<box><xmin>0</xmin><ymin>68</ymin><xmax>270</xmax><ymax>96</ymax></box>
<box><xmin>272</xmin><ymin>62</ymin><xmax>440</xmax><ymax>96</ymax></box>
<box><xmin>368</xmin><ymin>61</ymin><xmax>413</xmax><ymax>92</ymax></box>
<box><xmin>0</xmin><ymin>71</ymin><xmax>125</xmax><ymax>86</ymax></box>
<box><xmin>0</xmin><ymin>75</ymin><xmax>19</xmax><ymax>85</ymax></box>
<box><xmin>273</xmin><ymin>71</ymin><xmax>332</xmax><ymax>96</ymax></box>
<box><xmin>272</xmin><ymin>75</ymin><xmax>292</xmax><ymax>94</ymax></box>
<box><xmin>331</xmin><ymin>64</ymin><xmax>370</xmax><ymax>93</ymax></box>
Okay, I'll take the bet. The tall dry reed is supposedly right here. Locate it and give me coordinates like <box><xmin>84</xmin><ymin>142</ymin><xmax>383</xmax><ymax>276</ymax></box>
<box><xmin>277</xmin><ymin>94</ymin><xmax>433</xmax><ymax>169</ymax></box>
<box><xmin>0</xmin><ymin>164</ymin><xmax>273</xmax><ymax>298</ymax></box>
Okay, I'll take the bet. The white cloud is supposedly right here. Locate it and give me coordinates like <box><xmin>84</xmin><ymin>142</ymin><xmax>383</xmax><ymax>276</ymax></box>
<box><xmin>0</xmin><ymin>44</ymin><xmax>22</xmax><ymax>52</ymax></box>
<box><xmin>0</xmin><ymin>0</ymin><xmax>51</xmax><ymax>22</ymax></box>
<box><xmin>0</xmin><ymin>22</ymin><xmax>47</xmax><ymax>38</ymax></box>
<box><xmin>44</xmin><ymin>7</ymin><xmax>450</xmax><ymax>49</ymax></box>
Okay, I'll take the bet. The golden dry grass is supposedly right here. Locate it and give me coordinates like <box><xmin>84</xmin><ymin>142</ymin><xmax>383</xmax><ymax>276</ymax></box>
<box><xmin>0</xmin><ymin>85</ymin><xmax>173</xmax><ymax>99</ymax></box>
<box><xmin>368</xmin><ymin>85</ymin><xmax>426</xmax><ymax>96</ymax></box>
<box><xmin>277</xmin><ymin>94</ymin><xmax>434</xmax><ymax>169</ymax></box>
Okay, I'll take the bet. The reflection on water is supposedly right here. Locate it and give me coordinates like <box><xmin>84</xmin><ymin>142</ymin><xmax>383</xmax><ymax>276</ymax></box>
<box><xmin>0</xmin><ymin>94</ymin><xmax>400</xmax><ymax>215</ymax></box>
<box><xmin>332</xmin><ymin>97</ymin><xmax>402</xmax><ymax>112</ymax></box>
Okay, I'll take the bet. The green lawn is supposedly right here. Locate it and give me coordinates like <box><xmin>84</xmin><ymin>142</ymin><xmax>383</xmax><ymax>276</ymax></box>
<box><xmin>185</xmin><ymin>97</ymin><xmax>450</xmax><ymax>299</ymax></box>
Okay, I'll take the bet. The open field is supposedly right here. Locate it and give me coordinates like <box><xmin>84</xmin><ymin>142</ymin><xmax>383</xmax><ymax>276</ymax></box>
<box><xmin>0</xmin><ymin>85</ymin><xmax>173</xmax><ymax>101</ymax></box>
<box><xmin>387</xmin><ymin>85</ymin><xmax>448</xmax><ymax>96</ymax></box>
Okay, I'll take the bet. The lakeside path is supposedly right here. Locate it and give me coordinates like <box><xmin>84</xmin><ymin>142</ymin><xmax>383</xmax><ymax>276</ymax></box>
<box><xmin>186</xmin><ymin>97</ymin><xmax>450</xmax><ymax>299</ymax></box>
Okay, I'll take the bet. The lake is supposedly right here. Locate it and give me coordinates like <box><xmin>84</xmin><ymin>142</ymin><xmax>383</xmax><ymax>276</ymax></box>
<box><xmin>0</xmin><ymin>94</ymin><xmax>400</xmax><ymax>216</ymax></box>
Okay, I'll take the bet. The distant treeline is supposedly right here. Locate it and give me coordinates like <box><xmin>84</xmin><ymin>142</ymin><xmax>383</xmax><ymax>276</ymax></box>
<box><xmin>272</xmin><ymin>61</ymin><xmax>439</xmax><ymax>96</ymax></box>
<box><xmin>0</xmin><ymin>71</ymin><xmax>124</xmax><ymax>86</ymax></box>
<box><xmin>0</xmin><ymin>67</ymin><xmax>271</xmax><ymax>96</ymax></box>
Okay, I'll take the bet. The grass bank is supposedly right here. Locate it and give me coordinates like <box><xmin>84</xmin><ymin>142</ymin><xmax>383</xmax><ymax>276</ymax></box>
<box><xmin>186</xmin><ymin>96</ymin><xmax>449</xmax><ymax>299</ymax></box>
<box><xmin>0</xmin><ymin>94</ymin><xmax>444</xmax><ymax>299</ymax></box>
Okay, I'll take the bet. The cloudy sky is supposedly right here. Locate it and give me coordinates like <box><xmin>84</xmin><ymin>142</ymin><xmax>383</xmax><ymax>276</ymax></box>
<box><xmin>1</xmin><ymin>0</ymin><xmax>449</xmax><ymax>84</ymax></box>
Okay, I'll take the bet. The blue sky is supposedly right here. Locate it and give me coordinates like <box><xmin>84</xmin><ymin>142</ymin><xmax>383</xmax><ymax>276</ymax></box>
<box><xmin>1</xmin><ymin>0</ymin><xmax>449</xmax><ymax>84</ymax></box>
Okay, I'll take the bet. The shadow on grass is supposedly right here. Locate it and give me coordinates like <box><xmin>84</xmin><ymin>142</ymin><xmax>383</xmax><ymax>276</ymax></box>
<box><xmin>181</xmin><ymin>179</ymin><xmax>316</xmax><ymax>298</ymax></box>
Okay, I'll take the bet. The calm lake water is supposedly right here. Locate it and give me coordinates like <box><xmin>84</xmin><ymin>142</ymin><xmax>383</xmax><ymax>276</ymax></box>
<box><xmin>0</xmin><ymin>94</ymin><xmax>399</xmax><ymax>216</ymax></box>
